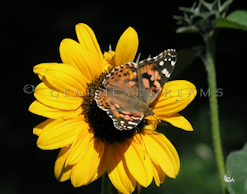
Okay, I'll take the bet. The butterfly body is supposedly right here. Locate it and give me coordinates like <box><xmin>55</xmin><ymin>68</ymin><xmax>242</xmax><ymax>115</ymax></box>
<box><xmin>95</xmin><ymin>49</ymin><xmax>176</xmax><ymax>130</ymax></box>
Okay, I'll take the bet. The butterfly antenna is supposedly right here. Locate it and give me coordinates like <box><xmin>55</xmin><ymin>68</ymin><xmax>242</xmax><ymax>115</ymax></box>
<box><xmin>135</xmin><ymin>53</ymin><xmax>141</xmax><ymax>64</ymax></box>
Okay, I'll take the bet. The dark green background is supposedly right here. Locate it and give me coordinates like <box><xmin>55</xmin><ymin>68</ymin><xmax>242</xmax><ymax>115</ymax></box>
<box><xmin>2</xmin><ymin>0</ymin><xmax>247</xmax><ymax>193</ymax></box>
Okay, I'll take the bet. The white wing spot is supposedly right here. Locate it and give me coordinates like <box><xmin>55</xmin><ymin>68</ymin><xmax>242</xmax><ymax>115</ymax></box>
<box><xmin>128</xmin><ymin>121</ymin><xmax>138</xmax><ymax>126</ymax></box>
<box><xmin>161</xmin><ymin>68</ymin><xmax>171</xmax><ymax>78</ymax></box>
<box><xmin>171</xmin><ymin>61</ymin><xmax>176</xmax><ymax>66</ymax></box>
<box><xmin>159</xmin><ymin>61</ymin><xmax>164</xmax><ymax>66</ymax></box>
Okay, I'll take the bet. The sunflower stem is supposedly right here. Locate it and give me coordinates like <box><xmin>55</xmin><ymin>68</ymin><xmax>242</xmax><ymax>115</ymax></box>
<box><xmin>101</xmin><ymin>172</ymin><xmax>112</xmax><ymax>194</ymax></box>
<box><xmin>202</xmin><ymin>31</ymin><xmax>226</xmax><ymax>194</ymax></box>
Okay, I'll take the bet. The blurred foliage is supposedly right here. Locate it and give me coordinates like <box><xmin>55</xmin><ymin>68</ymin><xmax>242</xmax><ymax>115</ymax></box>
<box><xmin>174</xmin><ymin>0</ymin><xmax>247</xmax><ymax>193</ymax></box>
<box><xmin>226</xmin><ymin>143</ymin><xmax>247</xmax><ymax>194</ymax></box>
<box><xmin>216</xmin><ymin>10</ymin><xmax>247</xmax><ymax>30</ymax></box>
<box><xmin>174</xmin><ymin>0</ymin><xmax>234</xmax><ymax>34</ymax></box>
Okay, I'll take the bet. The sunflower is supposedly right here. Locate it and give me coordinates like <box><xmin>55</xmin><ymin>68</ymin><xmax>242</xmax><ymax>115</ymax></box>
<box><xmin>29</xmin><ymin>23</ymin><xmax>196</xmax><ymax>194</ymax></box>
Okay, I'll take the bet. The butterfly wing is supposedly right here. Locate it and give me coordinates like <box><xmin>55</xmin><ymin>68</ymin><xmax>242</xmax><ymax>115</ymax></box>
<box><xmin>95</xmin><ymin>63</ymin><xmax>145</xmax><ymax>130</ymax></box>
<box><xmin>95</xmin><ymin>87</ymin><xmax>144</xmax><ymax>130</ymax></box>
<box><xmin>95</xmin><ymin>49</ymin><xmax>176</xmax><ymax>130</ymax></box>
<box><xmin>137</xmin><ymin>49</ymin><xmax>176</xmax><ymax>105</ymax></box>
<box><xmin>108</xmin><ymin>109</ymin><xmax>144</xmax><ymax>130</ymax></box>
<box><xmin>102</xmin><ymin>62</ymin><xmax>139</xmax><ymax>88</ymax></box>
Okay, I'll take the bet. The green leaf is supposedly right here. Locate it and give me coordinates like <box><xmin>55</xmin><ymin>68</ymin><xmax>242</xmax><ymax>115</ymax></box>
<box><xmin>216</xmin><ymin>18</ymin><xmax>247</xmax><ymax>30</ymax></box>
<box><xmin>175</xmin><ymin>26</ymin><xmax>198</xmax><ymax>33</ymax></box>
<box><xmin>216</xmin><ymin>10</ymin><xmax>247</xmax><ymax>31</ymax></box>
<box><xmin>170</xmin><ymin>45</ymin><xmax>203</xmax><ymax>79</ymax></box>
<box><xmin>225</xmin><ymin>143</ymin><xmax>247</xmax><ymax>194</ymax></box>
<box><xmin>227</xmin><ymin>10</ymin><xmax>247</xmax><ymax>26</ymax></box>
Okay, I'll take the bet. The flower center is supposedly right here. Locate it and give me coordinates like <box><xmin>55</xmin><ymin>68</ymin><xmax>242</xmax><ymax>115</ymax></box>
<box><xmin>82</xmin><ymin>71</ymin><xmax>147</xmax><ymax>143</ymax></box>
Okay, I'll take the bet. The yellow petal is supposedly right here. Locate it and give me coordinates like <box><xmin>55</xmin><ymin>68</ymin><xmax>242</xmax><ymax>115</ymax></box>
<box><xmin>75</xmin><ymin>23</ymin><xmax>103</xmax><ymax>68</ymax></box>
<box><xmin>37</xmin><ymin>118</ymin><xmax>84</xmax><ymax>150</ymax></box>
<box><xmin>45</xmin><ymin>63</ymin><xmax>87</xmax><ymax>94</ymax></box>
<box><xmin>60</xmin><ymin>38</ymin><xmax>103</xmax><ymax>81</ymax></box>
<box><xmin>33</xmin><ymin>118</ymin><xmax>54</xmax><ymax>136</ymax></box>
<box><xmin>103</xmin><ymin>50</ymin><xmax>116</xmax><ymax>67</ymax></box>
<box><xmin>92</xmin><ymin>143</ymin><xmax>107</xmax><ymax>182</ymax></box>
<box><xmin>144</xmin><ymin>115</ymin><xmax>160</xmax><ymax>131</ymax></box>
<box><xmin>71</xmin><ymin>138</ymin><xmax>106</xmax><ymax>187</ymax></box>
<box><xmin>114</xmin><ymin>27</ymin><xmax>138</xmax><ymax>67</ymax></box>
<box><xmin>34</xmin><ymin>82</ymin><xmax>82</xmax><ymax>111</ymax></box>
<box><xmin>33</xmin><ymin>63</ymin><xmax>58</xmax><ymax>80</ymax></box>
<box><xmin>54</xmin><ymin>146</ymin><xmax>73</xmax><ymax>182</ymax></box>
<box><xmin>142</xmin><ymin>132</ymin><xmax>178</xmax><ymax>178</ymax></box>
<box><xmin>124</xmin><ymin>139</ymin><xmax>153</xmax><ymax>187</ymax></box>
<box><xmin>106</xmin><ymin>142</ymin><xmax>136</xmax><ymax>194</ymax></box>
<box><xmin>154</xmin><ymin>133</ymin><xmax>180</xmax><ymax>174</ymax></box>
<box><xmin>66</xmin><ymin>126</ymin><xmax>94</xmax><ymax>165</ymax></box>
<box><xmin>152</xmin><ymin>161</ymin><xmax>166</xmax><ymax>186</ymax></box>
<box><xmin>160</xmin><ymin>113</ymin><xmax>194</xmax><ymax>131</ymax></box>
<box><xmin>29</xmin><ymin>100</ymin><xmax>82</xmax><ymax>119</ymax></box>
<box><xmin>153</xmin><ymin>80</ymin><xmax>196</xmax><ymax>116</ymax></box>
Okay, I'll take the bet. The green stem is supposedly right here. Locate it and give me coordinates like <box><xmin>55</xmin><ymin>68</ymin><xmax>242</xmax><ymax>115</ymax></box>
<box><xmin>203</xmin><ymin>32</ymin><xmax>226</xmax><ymax>194</ymax></box>
<box><xmin>101</xmin><ymin>172</ymin><xmax>112</xmax><ymax>194</ymax></box>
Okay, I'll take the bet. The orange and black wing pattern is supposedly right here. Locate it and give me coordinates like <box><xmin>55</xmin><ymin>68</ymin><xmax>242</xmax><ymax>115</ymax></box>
<box><xmin>137</xmin><ymin>49</ymin><xmax>176</xmax><ymax>105</ymax></box>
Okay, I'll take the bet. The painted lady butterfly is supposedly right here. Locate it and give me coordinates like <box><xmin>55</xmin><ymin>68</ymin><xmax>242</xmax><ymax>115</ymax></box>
<box><xmin>95</xmin><ymin>49</ymin><xmax>176</xmax><ymax>130</ymax></box>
